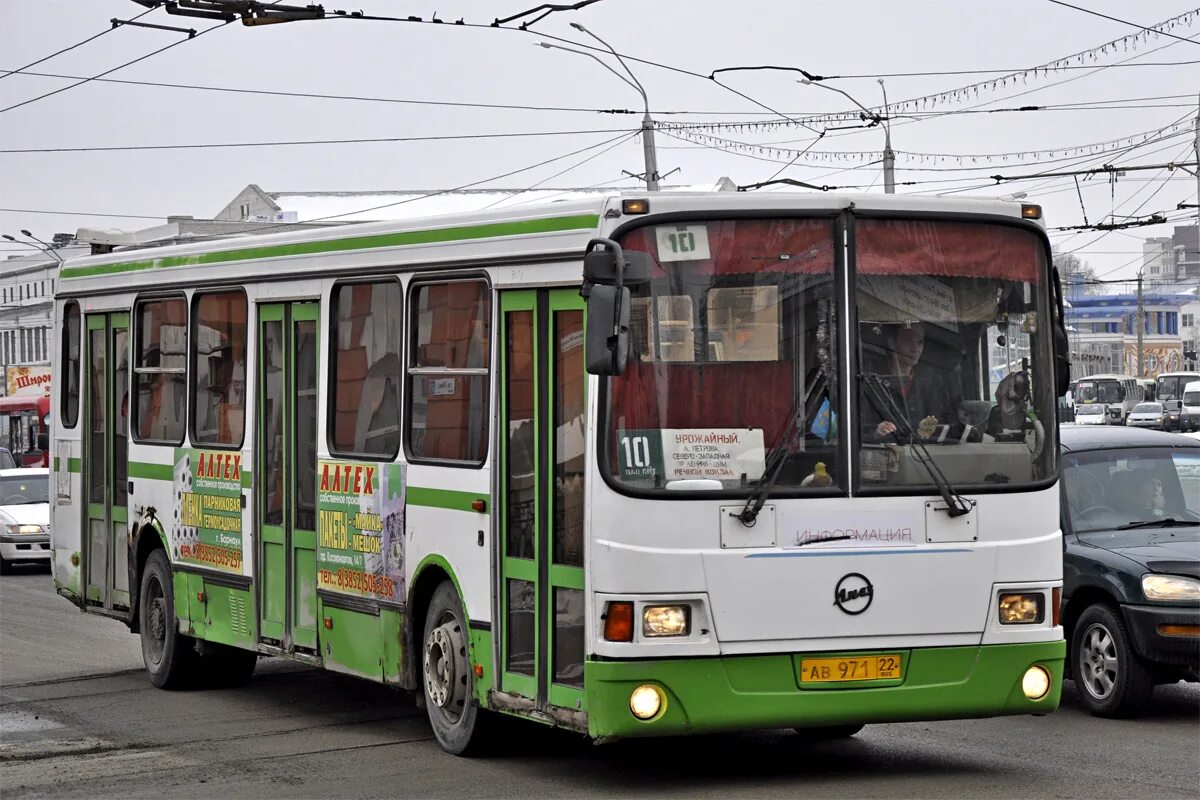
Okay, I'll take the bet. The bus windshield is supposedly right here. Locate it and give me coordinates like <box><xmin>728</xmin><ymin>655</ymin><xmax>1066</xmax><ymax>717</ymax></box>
<box><xmin>1076</xmin><ymin>379</ymin><xmax>1122</xmax><ymax>405</ymax></box>
<box><xmin>1156</xmin><ymin>374</ymin><xmax>1200</xmax><ymax>403</ymax></box>
<box><xmin>602</xmin><ymin>217</ymin><xmax>1056</xmax><ymax>494</ymax></box>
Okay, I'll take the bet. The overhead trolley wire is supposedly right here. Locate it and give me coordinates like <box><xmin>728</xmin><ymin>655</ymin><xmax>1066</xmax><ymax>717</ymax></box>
<box><xmin>477</xmin><ymin>130</ymin><xmax>641</xmax><ymax>210</ymax></box>
<box><xmin>1044</xmin><ymin>0</ymin><xmax>1200</xmax><ymax>46</ymax></box>
<box><xmin>0</xmin><ymin>127</ymin><xmax>639</xmax><ymax>154</ymax></box>
<box><xmin>0</xmin><ymin>22</ymin><xmax>230</xmax><ymax>115</ymax></box>
<box><xmin>0</xmin><ymin>5</ymin><xmax>158</xmax><ymax>83</ymax></box>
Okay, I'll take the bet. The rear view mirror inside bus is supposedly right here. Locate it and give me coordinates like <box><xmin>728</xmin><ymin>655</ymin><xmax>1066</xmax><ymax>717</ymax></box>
<box><xmin>586</xmin><ymin>284</ymin><xmax>630</xmax><ymax>376</ymax></box>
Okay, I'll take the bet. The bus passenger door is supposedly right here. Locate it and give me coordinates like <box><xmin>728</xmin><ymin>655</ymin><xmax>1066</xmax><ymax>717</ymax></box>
<box><xmin>83</xmin><ymin>312</ymin><xmax>131</xmax><ymax>612</ymax></box>
<box><xmin>256</xmin><ymin>302</ymin><xmax>320</xmax><ymax>654</ymax></box>
<box><xmin>498</xmin><ymin>289</ymin><xmax>587</xmax><ymax>712</ymax></box>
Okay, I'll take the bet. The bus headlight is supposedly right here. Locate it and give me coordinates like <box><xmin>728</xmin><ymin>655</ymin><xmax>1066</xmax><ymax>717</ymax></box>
<box><xmin>1142</xmin><ymin>574</ymin><xmax>1200</xmax><ymax>601</ymax></box>
<box><xmin>642</xmin><ymin>605</ymin><xmax>689</xmax><ymax>637</ymax></box>
<box><xmin>629</xmin><ymin>684</ymin><xmax>664</xmax><ymax>720</ymax></box>
<box><xmin>998</xmin><ymin>593</ymin><xmax>1044</xmax><ymax>624</ymax></box>
<box><xmin>1022</xmin><ymin>665</ymin><xmax>1051</xmax><ymax>700</ymax></box>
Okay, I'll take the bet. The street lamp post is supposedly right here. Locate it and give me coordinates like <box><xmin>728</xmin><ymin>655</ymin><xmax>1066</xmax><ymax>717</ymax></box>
<box><xmin>4</xmin><ymin>232</ymin><xmax>63</xmax><ymax>263</ymax></box>
<box><xmin>799</xmin><ymin>78</ymin><xmax>893</xmax><ymax>193</ymax></box>
<box><xmin>878</xmin><ymin>80</ymin><xmax>895</xmax><ymax>194</ymax></box>
<box><xmin>540</xmin><ymin>24</ymin><xmax>660</xmax><ymax>191</ymax></box>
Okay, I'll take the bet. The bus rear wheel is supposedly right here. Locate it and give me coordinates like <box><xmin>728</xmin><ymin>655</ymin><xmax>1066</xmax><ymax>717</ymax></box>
<box><xmin>422</xmin><ymin>581</ymin><xmax>491</xmax><ymax>755</ymax></box>
<box><xmin>139</xmin><ymin>549</ymin><xmax>199</xmax><ymax>689</ymax></box>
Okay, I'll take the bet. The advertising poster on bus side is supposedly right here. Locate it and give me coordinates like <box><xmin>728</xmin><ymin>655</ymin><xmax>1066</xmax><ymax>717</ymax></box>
<box><xmin>316</xmin><ymin>460</ymin><xmax>406</xmax><ymax>604</ymax></box>
<box><xmin>171</xmin><ymin>449</ymin><xmax>245</xmax><ymax>574</ymax></box>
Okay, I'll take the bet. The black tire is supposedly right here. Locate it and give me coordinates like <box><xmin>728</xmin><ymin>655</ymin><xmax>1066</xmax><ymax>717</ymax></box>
<box><xmin>793</xmin><ymin>724</ymin><xmax>864</xmax><ymax>741</ymax></box>
<box><xmin>1071</xmin><ymin>604</ymin><xmax>1154</xmax><ymax>718</ymax></box>
<box><xmin>138</xmin><ymin>549</ymin><xmax>199</xmax><ymax>689</ymax></box>
<box><xmin>0</xmin><ymin>555</ymin><xmax>12</xmax><ymax>575</ymax></box>
<box><xmin>422</xmin><ymin>581</ymin><xmax>492</xmax><ymax>756</ymax></box>
<box><xmin>195</xmin><ymin>640</ymin><xmax>258</xmax><ymax>687</ymax></box>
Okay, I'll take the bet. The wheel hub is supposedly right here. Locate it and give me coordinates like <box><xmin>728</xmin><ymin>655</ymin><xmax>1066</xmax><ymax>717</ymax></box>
<box><xmin>1080</xmin><ymin>622</ymin><xmax>1117</xmax><ymax>700</ymax></box>
<box><xmin>424</xmin><ymin>621</ymin><xmax>466</xmax><ymax>712</ymax></box>
<box><xmin>144</xmin><ymin>578</ymin><xmax>167</xmax><ymax>665</ymax></box>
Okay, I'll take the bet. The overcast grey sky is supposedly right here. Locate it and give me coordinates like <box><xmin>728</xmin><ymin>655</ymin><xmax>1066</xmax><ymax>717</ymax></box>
<box><xmin>1</xmin><ymin>0</ymin><xmax>1198</xmax><ymax>283</ymax></box>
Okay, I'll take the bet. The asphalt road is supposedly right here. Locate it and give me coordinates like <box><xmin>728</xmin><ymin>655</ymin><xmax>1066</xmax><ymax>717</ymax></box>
<box><xmin>2</xmin><ymin>566</ymin><xmax>1197</xmax><ymax>800</ymax></box>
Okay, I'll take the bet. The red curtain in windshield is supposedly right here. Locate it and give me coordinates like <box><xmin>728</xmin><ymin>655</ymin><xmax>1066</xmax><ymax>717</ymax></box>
<box><xmin>611</xmin><ymin>360</ymin><xmax>796</xmax><ymax>445</ymax></box>
<box><xmin>620</xmin><ymin>219</ymin><xmax>834</xmax><ymax>277</ymax></box>
<box><xmin>856</xmin><ymin>219</ymin><xmax>1042</xmax><ymax>283</ymax></box>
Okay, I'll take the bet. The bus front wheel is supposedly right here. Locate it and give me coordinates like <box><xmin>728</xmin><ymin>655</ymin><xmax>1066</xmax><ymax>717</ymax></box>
<box><xmin>421</xmin><ymin>581</ymin><xmax>491</xmax><ymax>755</ymax></box>
<box><xmin>138</xmin><ymin>549</ymin><xmax>199</xmax><ymax>689</ymax></box>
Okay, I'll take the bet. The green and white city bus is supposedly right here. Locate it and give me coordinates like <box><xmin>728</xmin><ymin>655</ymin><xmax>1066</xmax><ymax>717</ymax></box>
<box><xmin>50</xmin><ymin>192</ymin><xmax>1071</xmax><ymax>753</ymax></box>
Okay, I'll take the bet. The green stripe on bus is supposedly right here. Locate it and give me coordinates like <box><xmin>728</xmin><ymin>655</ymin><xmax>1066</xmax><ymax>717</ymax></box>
<box><xmin>407</xmin><ymin>487</ymin><xmax>484</xmax><ymax>513</ymax></box>
<box><xmin>60</xmin><ymin>459</ymin><xmax>476</xmax><ymax>512</ymax></box>
<box><xmin>128</xmin><ymin>461</ymin><xmax>174</xmax><ymax>481</ymax></box>
<box><xmin>60</xmin><ymin>214</ymin><xmax>601</xmax><ymax>279</ymax></box>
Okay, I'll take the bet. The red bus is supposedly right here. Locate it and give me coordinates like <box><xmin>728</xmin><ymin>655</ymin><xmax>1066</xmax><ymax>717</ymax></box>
<box><xmin>1</xmin><ymin>394</ymin><xmax>51</xmax><ymax>467</ymax></box>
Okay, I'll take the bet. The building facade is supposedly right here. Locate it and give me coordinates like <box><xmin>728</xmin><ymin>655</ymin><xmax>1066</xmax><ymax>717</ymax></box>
<box><xmin>1065</xmin><ymin>287</ymin><xmax>1194</xmax><ymax>378</ymax></box>
<box><xmin>1142</xmin><ymin>224</ymin><xmax>1200</xmax><ymax>284</ymax></box>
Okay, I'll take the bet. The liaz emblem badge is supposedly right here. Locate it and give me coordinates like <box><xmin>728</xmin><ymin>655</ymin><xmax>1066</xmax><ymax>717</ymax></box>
<box><xmin>834</xmin><ymin>573</ymin><xmax>874</xmax><ymax>615</ymax></box>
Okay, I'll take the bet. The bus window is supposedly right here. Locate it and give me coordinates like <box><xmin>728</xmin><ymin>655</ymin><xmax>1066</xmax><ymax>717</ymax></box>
<box><xmin>407</xmin><ymin>280</ymin><xmax>490</xmax><ymax>464</ymax></box>
<box><xmin>192</xmin><ymin>291</ymin><xmax>247</xmax><ymax>447</ymax></box>
<box><xmin>134</xmin><ymin>297</ymin><xmax>187</xmax><ymax>444</ymax></box>
<box><xmin>62</xmin><ymin>302</ymin><xmax>81</xmax><ymax>428</ymax></box>
<box><xmin>330</xmin><ymin>279</ymin><xmax>401</xmax><ymax>458</ymax></box>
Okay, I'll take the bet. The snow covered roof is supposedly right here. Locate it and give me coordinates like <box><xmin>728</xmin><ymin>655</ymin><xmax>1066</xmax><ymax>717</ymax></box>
<box><xmin>267</xmin><ymin>179</ymin><xmax>736</xmax><ymax>223</ymax></box>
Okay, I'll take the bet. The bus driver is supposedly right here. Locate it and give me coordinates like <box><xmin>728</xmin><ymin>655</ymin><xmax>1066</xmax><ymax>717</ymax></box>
<box><xmin>864</xmin><ymin>322</ymin><xmax>966</xmax><ymax>442</ymax></box>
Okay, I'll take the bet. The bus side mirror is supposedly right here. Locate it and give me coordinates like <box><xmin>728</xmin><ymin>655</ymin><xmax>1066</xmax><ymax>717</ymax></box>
<box><xmin>583</xmin><ymin>249</ymin><xmax>651</xmax><ymax>288</ymax></box>
<box><xmin>586</xmin><ymin>285</ymin><xmax>630</xmax><ymax>376</ymax></box>
<box><xmin>1051</xmin><ymin>267</ymin><xmax>1072</xmax><ymax>397</ymax></box>
<box><xmin>581</xmin><ymin>237</ymin><xmax>643</xmax><ymax>376</ymax></box>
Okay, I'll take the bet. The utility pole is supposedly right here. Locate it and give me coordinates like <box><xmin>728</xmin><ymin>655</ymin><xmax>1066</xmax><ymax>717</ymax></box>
<box><xmin>568</xmin><ymin>23</ymin><xmax>660</xmax><ymax>190</ymax></box>
<box><xmin>879</xmin><ymin>79</ymin><xmax>895</xmax><ymax>194</ymax></box>
<box><xmin>1136</xmin><ymin>269</ymin><xmax>1145</xmax><ymax>378</ymax></box>
<box><xmin>640</xmin><ymin>110</ymin><xmax>660</xmax><ymax>192</ymax></box>
<box><xmin>1194</xmin><ymin>90</ymin><xmax>1199</xmax><ymax>217</ymax></box>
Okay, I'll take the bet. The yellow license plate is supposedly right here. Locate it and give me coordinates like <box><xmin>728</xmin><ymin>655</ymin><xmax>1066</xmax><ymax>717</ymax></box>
<box><xmin>799</xmin><ymin>654</ymin><xmax>902</xmax><ymax>683</ymax></box>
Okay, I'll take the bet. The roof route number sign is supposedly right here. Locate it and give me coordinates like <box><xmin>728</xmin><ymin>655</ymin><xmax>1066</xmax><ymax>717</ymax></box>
<box><xmin>655</xmin><ymin>224</ymin><xmax>711</xmax><ymax>262</ymax></box>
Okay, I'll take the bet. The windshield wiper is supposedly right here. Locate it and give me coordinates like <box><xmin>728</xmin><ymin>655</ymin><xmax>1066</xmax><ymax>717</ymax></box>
<box><xmin>733</xmin><ymin>371</ymin><xmax>828</xmax><ymax>527</ymax></box>
<box><xmin>1116</xmin><ymin>518</ymin><xmax>1200</xmax><ymax>530</ymax></box>
<box><xmin>860</xmin><ymin>371</ymin><xmax>973</xmax><ymax>518</ymax></box>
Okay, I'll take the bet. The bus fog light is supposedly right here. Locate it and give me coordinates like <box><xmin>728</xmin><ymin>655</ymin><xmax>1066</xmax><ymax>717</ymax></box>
<box><xmin>642</xmin><ymin>605</ymin><xmax>689</xmax><ymax>637</ymax></box>
<box><xmin>999</xmin><ymin>593</ymin><xmax>1044</xmax><ymax>624</ymax></box>
<box><xmin>1022</xmin><ymin>665</ymin><xmax>1051</xmax><ymax>700</ymax></box>
<box><xmin>629</xmin><ymin>685</ymin><xmax>663</xmax><ymax>720</ymax></box>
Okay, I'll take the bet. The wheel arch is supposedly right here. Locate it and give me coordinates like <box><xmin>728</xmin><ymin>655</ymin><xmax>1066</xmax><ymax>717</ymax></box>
<box><xmin>1063</xmin><ymin>585</ymin><xmax>1122</xmax><ymax>643</ymax></box>
<box><xmin>406</xmin><ymin>554</ymin><xmax>468</xmax><ymax>688</ymax></box>
<box><xmin>127</xmin><ymin>512</ymin><xmax>169</xmax><ymax>633</ymax></box>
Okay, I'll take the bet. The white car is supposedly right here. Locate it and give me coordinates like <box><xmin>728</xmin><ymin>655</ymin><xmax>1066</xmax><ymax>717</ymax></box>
<box><xmin>1181</xmin><ymin>380</ymin><xmax>1200</xmax><ymax>433</ymax></box>
<box><xmin>1125</xmin><ymin>402</ymin><xmax>1165</xmax><ymax>429</ymax></box>
<box><xmin>1073</xmin><ymin>403</ymin><xmax>1111</xmax><ymax>425</ymax></box>
<box><xmin>0</xmin><ymin>468</ymin><xmax>50</xmax><ymax>573</ymax></box>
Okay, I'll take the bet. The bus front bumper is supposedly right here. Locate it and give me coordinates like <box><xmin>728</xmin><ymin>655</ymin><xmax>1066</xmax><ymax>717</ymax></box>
<box><xmin>585</xmin><ymin>641</ymin><xmax>1064</xmax><ymax>739</ymax></box>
